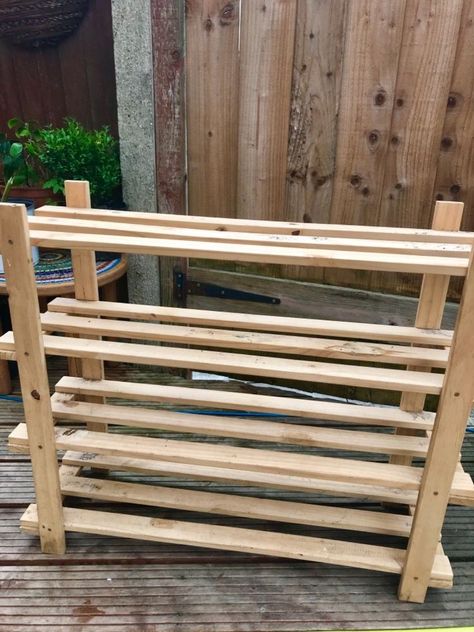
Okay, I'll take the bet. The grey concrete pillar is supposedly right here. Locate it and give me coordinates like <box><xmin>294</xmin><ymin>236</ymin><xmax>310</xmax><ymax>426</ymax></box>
<box><xmin>111</xmin><ymin>0</ymin><xmax>160</xmax><ymax>305</ymax></box>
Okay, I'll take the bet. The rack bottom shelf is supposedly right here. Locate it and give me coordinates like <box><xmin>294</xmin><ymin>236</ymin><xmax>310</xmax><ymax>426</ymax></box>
<box><xmin>20</xmin><ymin>502</ymin><xmax>452</xmax><ymax>589</ymax></box>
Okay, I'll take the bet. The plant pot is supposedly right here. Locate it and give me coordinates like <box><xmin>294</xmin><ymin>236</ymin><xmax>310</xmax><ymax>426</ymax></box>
<box><xmin>0</xmin><ymin>199</ymin><xmax>40</xmax><ymax>274</ymax></box>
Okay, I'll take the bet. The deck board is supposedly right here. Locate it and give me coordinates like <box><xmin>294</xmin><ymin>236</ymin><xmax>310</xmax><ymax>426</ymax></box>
<box><xmin>1</xmin><ymin>362</ymin><xmax>473</xmax><ymax>630</ymax></box>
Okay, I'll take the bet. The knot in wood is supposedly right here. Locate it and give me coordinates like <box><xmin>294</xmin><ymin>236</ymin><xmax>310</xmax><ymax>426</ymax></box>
<box><xmin>220</xmin><ymin>3</ymin><xmax>236</xmax><ymax>25</ymax></box>
<box><xmin>30</xmin><ymin>390</ymin><xmax>40</xmax><ymax>400</ymax></box>
<box><xmin>374</xmin><ymin>91</ymin><xmax>386</xmax><ymax>106</ymax></box>
<box><xmin>350</xmin><ymin>175</ymin><xmax>361</xmax><ymax>188</ymax></box>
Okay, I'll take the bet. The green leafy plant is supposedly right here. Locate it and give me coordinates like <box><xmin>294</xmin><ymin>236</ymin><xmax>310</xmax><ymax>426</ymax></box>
<box><xmin>0</xmin><ymin>120</ymin><xmax>39</xmax><ymax>202</ymax></box>
<box><xmin>10</xmin><ymin>118</ymin><xmax>122</xmax><ymax>207</ymax></box>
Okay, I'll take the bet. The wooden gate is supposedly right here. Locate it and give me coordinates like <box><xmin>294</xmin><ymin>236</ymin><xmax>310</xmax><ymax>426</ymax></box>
<box><xmin>152</xmin><ymin>0</ymin><xmax>474</xmax><ymax>300</ymax></box>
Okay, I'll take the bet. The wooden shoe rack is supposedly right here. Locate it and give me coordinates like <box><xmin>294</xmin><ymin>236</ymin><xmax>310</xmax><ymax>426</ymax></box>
<box><xmin>1</xmin><ymin>180</ymin><xmax>474</xmax><ymax>603</ymax></box>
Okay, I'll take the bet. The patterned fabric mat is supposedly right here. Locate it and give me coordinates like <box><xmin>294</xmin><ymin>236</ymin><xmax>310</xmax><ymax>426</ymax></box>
<box><xmin>0</xmin><ymin>250</ymin><xmax>121</xmax><ymax>286</ymax></box>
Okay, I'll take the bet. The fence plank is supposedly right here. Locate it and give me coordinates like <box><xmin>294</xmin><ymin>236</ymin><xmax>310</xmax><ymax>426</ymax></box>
<box><xmin>325</xmin><ymin>0</ymin><xmax>406</xmax><ymax>291</ymax></box>
<box><xmin>284</xmin><ymin>0</ymin><xmax>346</xmax><ymax>284</ymax></box>
<box><xmin>186</xmin><ymin>0</ymin><xmax>240</xmax><ymax>217</ymax></box>
<box><xmin>432</xmin><ymin>0</ymin><xmax>474</xmax><ymax>300</ymax></box>
<box><xmin>378</xmin><ymin>0</ymin><xmax>463</xmax><ymax>231</ymax></box>
<box><xmin>370</xmin><ymin>0</ymin><xmax>463</xmax><ymax>297</ymax></box>
<box><xmin>237</xmin><ymin>0</ymin><xmax>297</xmax><ymax>220</ymax></box>
<box><xmin>433</xmin><ymin>0</ymin><xmax>474</xmax><ymax>218</ymax></box>
<box><xmin>329</xmin><ymin>0</ymin><xmax>406</xmax><ymax>226</ymax></box>
<box><xmin>286</xmin><ymin>0</ymin><xmax>347</xmax><ymax>226</ymax></box>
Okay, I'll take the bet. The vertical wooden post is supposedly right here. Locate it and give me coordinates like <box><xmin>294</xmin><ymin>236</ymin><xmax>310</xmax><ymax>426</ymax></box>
<box><xmin>399</xmin><ymin>245</ymin><xmax>474</xmax><ymax>602</ymax></box>
<box><xmin>390</xmin><ymin>200</ymin><xmax>464</xmax><ymax>467</ymax></box>
<box><xmin>0</xmin><ymin>203</ymin><xmax>65</xmax><ymax>553</ymax></box>
<box><xmin>151</xmin><ymin>0</ymin><xmax>187</xmax><ymax>308</ymax></box>
<box><xmin>66</xmin><ymin>180</ymin><xmax>107</xmax><ymax>432</ymax></box>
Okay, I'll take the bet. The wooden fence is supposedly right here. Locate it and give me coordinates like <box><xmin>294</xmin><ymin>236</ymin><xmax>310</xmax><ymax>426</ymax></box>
<box><xmin>177</xmin><ymin>0</ymin><xmax>474</xmax><ymax>297</ymax></box>
<box><xmin>0</xmin><ymin>0</ymin><xmax>117</xmax><ymax>134</ymax></box>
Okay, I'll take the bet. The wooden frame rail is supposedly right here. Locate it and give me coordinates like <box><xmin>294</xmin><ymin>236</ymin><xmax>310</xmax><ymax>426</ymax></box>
<box><xmin>1</xmin><ymin>183</ymin><xmax>473</xmax><ymax>604</ymax></box>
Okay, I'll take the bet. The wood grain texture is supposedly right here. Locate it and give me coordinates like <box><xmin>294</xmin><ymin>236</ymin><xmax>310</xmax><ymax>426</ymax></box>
<box><xmin>330</xmin><ymin>0</ymin><xmax>406</xmax><ymax>226</ymax></box>
<box><xmin>151</xmin><ymin>0</ymin><xmax>187</xmax><ymax>306</ymax></box>
<box><xmin>237</xmin><ymin>0</ymin><xmax>297</xmax><ymax>220</ymax></box>
<box><xmin>286</xmin><ymin>0</ymin><xmax>347</xmax><ymax>225</ymax></box>
<box><xmin>19</xmin><ymin>504</ymin><xmax>451</xmax><ymax>583</ymax></box>
<box><xmin>325</xmin><ymin>0</ymin><xmax>406</xmax><ymax>291</ymax></box>
<box><xmin>378</xmin><ymin>0</ymin><xmax>463</xmax><ymax>231</ymax></box>
<box><xmin>65</xmin><ymin>181</ymin><xmax>106</xmax><ymax>433</ymax></box>
<box><xmin>391</xmin><ymin>201</ymin><xmax>463</xmax><ymax>468</ymax></box>
<box><xmin>432</xmin><ymin>0</ymin><xmax>474</xmax><ymax>303</ymax></box>
<box><xmin>400</xmin><ymin>246</ymin><xmax>474</xmax><ymax>602</ymax></box>
<box><xmin>186</xmin><ymin>0</ymin><xmax>239</xmax><ymax>217</ymax></box>
<box><xmin>0</xmin><ymin>204</ymin><xmax>65</xmax><ymax>553</ymax></box>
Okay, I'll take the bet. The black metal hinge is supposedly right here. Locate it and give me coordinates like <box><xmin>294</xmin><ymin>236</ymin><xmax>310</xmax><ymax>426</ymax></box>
<box><xmin>174</xmin><ymin>272</ymin><xmax>280</xmax><ymax>306</ymax></box>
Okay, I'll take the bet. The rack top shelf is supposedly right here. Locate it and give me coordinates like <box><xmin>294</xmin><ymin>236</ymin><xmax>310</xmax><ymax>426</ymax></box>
<box><xmin>22</xmin><ymin>204</ymin><xmax>474</xmax><ymax>276</ymax></box>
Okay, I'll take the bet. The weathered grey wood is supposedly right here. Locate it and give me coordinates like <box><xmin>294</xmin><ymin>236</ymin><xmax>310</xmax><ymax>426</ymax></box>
<box><xmin>187</xmin><ymin>267</ymin><xmax>458</xmax><ymax>329</ymax></box>
<box><xmin>151</xmin><ymin>0</ymin><xmax>187</xmax><ymax>307</ymax></box>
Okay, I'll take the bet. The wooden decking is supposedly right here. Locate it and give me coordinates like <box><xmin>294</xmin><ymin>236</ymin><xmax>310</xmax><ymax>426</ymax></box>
<box><xmin>1</xmin><ymin>361</ymin><xmax>473</xmax><ymax>631</ymax></box>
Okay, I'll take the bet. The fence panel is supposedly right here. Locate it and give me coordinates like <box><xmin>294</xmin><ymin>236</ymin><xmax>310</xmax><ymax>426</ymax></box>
<box><xmin>184</xmin><ymin>0</ymin><xmax>474</xmax><ymax>297</ymax></box>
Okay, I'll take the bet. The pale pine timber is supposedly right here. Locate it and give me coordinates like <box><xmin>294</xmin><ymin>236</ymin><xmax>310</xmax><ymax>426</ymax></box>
<box><xmin>65</xmin><ymin>180</ymin><xmax>106</xmax><ymax>433</ymax></box>
<box><xmin>60</xmin><ymin>450</ymin><xmax>472</xmax><ymax>508</ymax></box>
<box><xmin>0</xmin><ymin>203</ymin><xmax>65</xmax><ymax>553</ymax></box>
<box><xmin>392</xmin><ymin>201</ymin><xmax>464</xmax><ymax>467</ymax></box>
<box><xmin>58</xmin><ymin>468</ymin><xmax>413</xmax><ymax>537</ymax></box>
<box><xmin>35</xmin><ymin>205</ymin><xmax>474</xmax><ymax>244</ymax></box>
<box><xmin>18</xmin><ymin>504</ymin><xmax>452</xmax><ymax>586</ymax></box>
<box><xmin>54</xmin><ymin>376</ymin><xmax>436</xmax><ymax>431</ymax></box>
<box><xmin>40</xmin><ymin>312</ymin><xmax>450</xmax><ymax>368</ymax></box>
<box><xmin>47</xmin><ymin>297</ymin><xmax>454</xmax><ymax>346</ymax></box>
<box><xmin>0</xmin><ymin>332</ymin><xmax>445</xmax><ymax>394</ymax></box>
<box><xmin>50</xmin><ymin>398</ymin><xmax>430</xmax><ymax>458</ymax></box>
<box><xmin>399</xmin><ymin>251</ymin><xmax>474</xmax><ymax>601</ymax></box>
<box><xmin>8</xmin><ymin>423</ymin><xmax>427</xmax><ymax>490</ymax></box>
<box><xmin>26</xmin><ymin>216</ymin><xmax>471</xmax><ymax>258</ymax></box>
<box><xmin>26</xmin><ymin>230</ymin><xmax>468</xmax><ymax>275</ymax></box>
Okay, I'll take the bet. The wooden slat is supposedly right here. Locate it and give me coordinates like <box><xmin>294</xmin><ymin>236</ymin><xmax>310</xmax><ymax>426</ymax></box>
<box><xmin>27</xmin><ymin>216</ymin><xmax>471</xmax><ymax>258</ymax></box>
<box><xmin>36</xmin><ymin>205</ymin><xmax>474</xmax><ymax>243</ymax></box>
<box><xmin>28</xmin><ymin>230</ymin><xmax>468</xmax><ymax>275</ymax></box>
<box><xmin>61</xmin><ymin>449</ymin><xmax>473</xmax><ymax>508</ymax></box>
<box><xmin>58</xmin><ymin>469</ymin><xmax>413</xmax><ymax>537</ymax></box>
<box><xmin>0</xmin><ymin>332</ymin><xmax>446</xmax><ymax>393</ymax></box>
<box><xmin>61</xmin><ymin>449</ymin><xmax>420</xmax><ymax>505</ymax></box>
<box><xmin>186</xmin><ymin>0</ymin><xmax>239</xmax><ymax>217</ymax></box>
<box><xmin>55</xmin><ymin>376</ymin><xmax>436</xmax><ymax>432</ymax></box>
<box><xmin>19</xmin><ymin>504</ymin><xmax>452</xmax><ymax>585</ymax></box>
<box><xmin>51</xmin><ymin>399</ymin><xmax>430</xmax><ymax>458</ymax></box>
<box><xmin>237</xmin><ymin>0</ymin><xmax>297</xmax><ymax>220</ymax></box>
<box><xmin>47</xmin><ymin>297</ymin><xmax>454</xmax><ymax>346</ymax></box>
<box><xmin>0</xmin><ymin>204</ymin><xmax>65</xmax><ymax>554</ymax></box>
<box><xmin>65</xmin><ymin>180</ymin><xmax>106</xmax><ymax>433</ymax></box>
<box><xmin>9</xmin><ymin>423</ymin><xmax>425</xmax><ymax>490</ymax></box>
<box><xmin>40</xmin><ymin>312</ymin><xmax>450</xmax><ymax>368</ymax></box>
